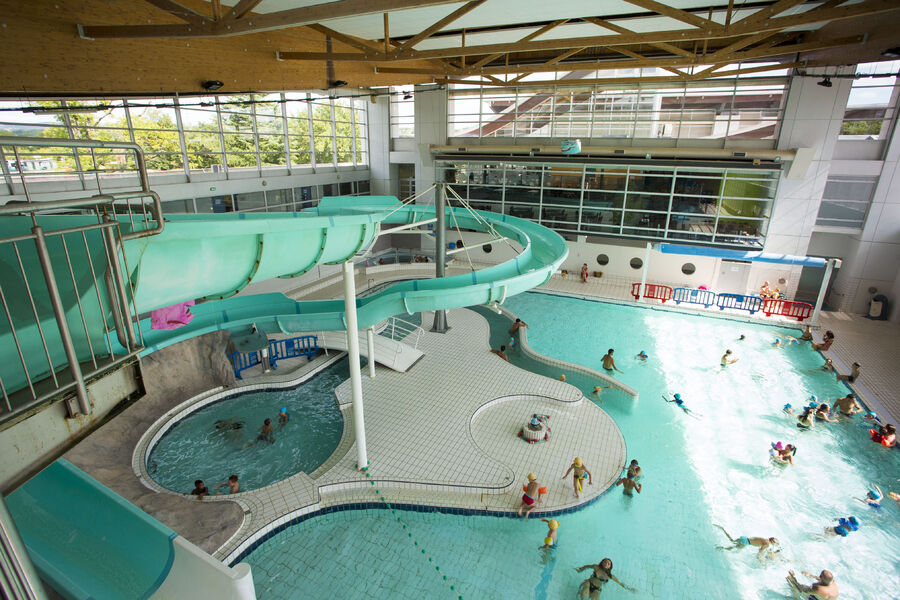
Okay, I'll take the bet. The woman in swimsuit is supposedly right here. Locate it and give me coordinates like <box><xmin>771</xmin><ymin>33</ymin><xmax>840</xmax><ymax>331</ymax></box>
<box><xmin>576</xmin><ymin>558</ymin><xmax>635</xmax><ymax>598</ymax></box>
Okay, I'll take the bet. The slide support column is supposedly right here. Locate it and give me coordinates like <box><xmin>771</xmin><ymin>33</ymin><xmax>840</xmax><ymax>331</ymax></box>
<box><xmin>432</xmin><ymin>184</ymin><xmax>448</xmax><ymax>332</ymax></box>
<box><xmin>811</xmin><ymin>258</ymin><xmax>836</xmax><ymax>326</ymax></box>
<box><xmin>0</xmin><ymin>495</ymin><xmax>49</xmax><ymax>600</ymax></box>
<box><xmin>638</xmin><ymin>242</ymin><xmax>651</xmax><ymax>303</ymax></box>
<box><xmin>367</xmin><ymin>327</ymin><xmax>376</xmax><ymax>378</ymax></box>
<box><xmin>342</xmin><ymin>260</ymin><xmax>368</xmax><ymax>469</ymax></box>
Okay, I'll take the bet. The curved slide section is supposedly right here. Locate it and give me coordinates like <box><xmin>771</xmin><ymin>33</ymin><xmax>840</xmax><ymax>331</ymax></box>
<box><xmin>1</xmin><ymin>196</ymin><xmax>568</xmax><ymax>394</ymax></box>
<box><xmin>5</xmin><ymin>459</ymin><xmax>255</xmax><ymax>600</ymax></box>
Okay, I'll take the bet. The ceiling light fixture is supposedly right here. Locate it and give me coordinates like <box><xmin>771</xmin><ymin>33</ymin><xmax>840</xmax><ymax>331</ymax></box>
<box><xmin>403</xmin><ymin>92</ymin><xmax>413</xmax><ymax>100</ymax></box>
<box><xmin>330</xmin><ymin>80</ymin><xmax>348</xmax><ymax>88</ymax></box>
<box><xmin>201</xmin><ymin>80</ymin><xmax>224</xmax><ymax>91</ymax></box>
<box><xmin>817</xmin><ymin>76</ymin><xmax>833</xmax><ymax>88</ymax></box>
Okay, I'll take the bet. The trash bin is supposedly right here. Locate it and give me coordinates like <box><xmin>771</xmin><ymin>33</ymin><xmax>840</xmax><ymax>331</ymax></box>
<box><xmin>868</xmin><ymin>293</ymin><xmax>889</xmax><ymax>320</ymax></box>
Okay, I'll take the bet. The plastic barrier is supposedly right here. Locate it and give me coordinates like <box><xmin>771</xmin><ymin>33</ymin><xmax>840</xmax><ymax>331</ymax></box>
<box><xmin>268</xmin><ymin>335</ymin><xmax>319</xmax><ymax>369</ymax></box>
<box><xmin>762</xmin><ymin>298</ymin><xmax>813</xmax><ymax>321</ymax></box>
<box><xmin>228</xmin><ymin>350</ymin><xmax>263</xmax><ymax>380</ymax></box>
<box><xmin>672</xmin><ymin>287</ymin><xmax>717</xmax><ymax>308</ymax></box>
<box><xmin>715</xmin><ymin>293</ymin><xmax>763</xmax><ymax>314</ymax></box>
<box><xmin>631</xmin><ymin>282</ymin><xmax>673</xmax><ymax>303</ymax></box>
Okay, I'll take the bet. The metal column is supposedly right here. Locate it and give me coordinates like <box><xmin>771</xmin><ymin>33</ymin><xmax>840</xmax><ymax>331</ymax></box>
<box><xmin>811</xmin><ymin>258</ymin><xmax>837</xmax><ymax>326</ymax></box>
<box><xmin>0</xmin><ymin>495</ymin><xmax>49</xmax><ymax>600</ymax></box>
<box><xmin>432</xmin><ymin>184</ymin><xmax>448</xmax><ymax>332</ymax></box>
<box><xmin>637</xmin><ymin>242</ymin><xmax>652</xmax><ymax>303</ymax></box>
<box><xmin>366</xmin><ymin>327</ymin><xmax>376</xmax><ymax>378</ymax></box>
<box><xmin>342</xmin><ymin>261</ymin><xmax>368</xmax><ymax>469</ymax></box>
<box><xmin>32</xmin><ymin>226</ymin><xmax>91</xmax><ymax>415</ymax></box>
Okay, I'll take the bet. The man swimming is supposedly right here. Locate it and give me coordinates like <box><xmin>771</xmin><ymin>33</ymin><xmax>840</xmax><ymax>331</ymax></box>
<box><xmin>601</xmin><ymin>349</ymin><xmax>622</xmax><ymax>373</ymax></box>
<box><xmin>562</xmin><ymin>457</ymin><xmax>593</xmax><ymax>498</ymax></box>
<box><xmin>490</xmin><ymin>345</ymin><xmax>510</xmax><ymax>362</ymax></box>
<box><xmin>713</xmin><ymin>525</ymin><xmax>780</xmax><ymax>559</ymax></box>
<box><xmin>517</xmin><ymin>472</ymin><xmax>545</xmax><ymax>518</ymax></box>
<box><xmin>615</xmin><ymin>473</ymin><xmax>641</xmax><ymax>496</ymax></box>
<box><xmin>833</xmin><ymin>394</ymin><xmax>861</xmax><ymax>416</ymax></box>
<box><xmin>786</xmin><ymin>569</ymin><xmax>838</xmax><ymax>599</ymax></box>
<box><xmin>721</xmin><ymin>349</ymin><xmax>739</xmax><ymax>366</ymax></box>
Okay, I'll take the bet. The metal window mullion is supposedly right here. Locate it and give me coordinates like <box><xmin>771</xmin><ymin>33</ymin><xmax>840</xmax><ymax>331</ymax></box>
<box><xmin>724</xmin><ymin>76</ymin><xmax>738</xmax><ymax>144</ymax></box>
<box><xmin>281</xmin><ymin>93</ymin><xmax>292</xmax><ymax>173</ymax></box>
<box><xmin>350</xmin><ymin>103</ymin><xmax>358</xmax><ymax>168</ymax></box>
<box><xmin>329</xmin><ymin>97</ymin><xmax>338</xmax><ymax>167</ymax></box>
<box><xmin>173</xmin><ymin>96</ymin><xmax>192</xmax><ymax>181</ymax></box>
<box><xmin>664</xmin><ymin>167</ymin><xmax>677</xmax><ymax>240</ymax></box>
<box><xmin>251</xmin><ymin>96</ymin><xmax>262</xmax><ymax>176</ymax></box>
<box><xmin>61</xmin><ymin>101</ymin><xmax>89</xmax><ymax>192</ymax></box>
<box><xmin>214</xmin><ymin>98</ymin><xmax>229</xmax><ymax>179</ymax></box>
<box><xmin>619</xmin><ymin>166</ymin><xmax>628</xmax><ymax>233</ymax></box>
<box><xmin>577</xmin><ymin>165</ymin><xmax>586</xmax><ymax>229</ymax></box>
<box><xmin>713</xmin><ymin>169</ymin><xmax>727</xmax><ymax>243</ymax></box>
<box><xmin>307</xmin><ymin>94</ymin><xmax>317</xmax><ymax>171</ymax></box>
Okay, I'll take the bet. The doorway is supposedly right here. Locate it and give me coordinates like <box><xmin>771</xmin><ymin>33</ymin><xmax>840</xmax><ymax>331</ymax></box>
<box><xmin>717</xmin><ymin>260</ymin><xmax>752</xmax><ymax>295</ymax></box>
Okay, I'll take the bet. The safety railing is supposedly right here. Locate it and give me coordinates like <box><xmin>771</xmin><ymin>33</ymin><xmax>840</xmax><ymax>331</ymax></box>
<box><xmin>382</xmin><ymin>316</ymin><xmax>425</xmax><ymax>350</ymax></box>
<box><xmin>0</xmin><ymin>137</ymin><xmax>164</xmax><ymax>422</ymax></box>
<box><xmin>762</xmin><ymin>298</ymin><xmax>813</xmax><ymax>321</ymax></box>
<box><xmin>672</xmin><ymin>287</ymin><xmax>717</xmax><ymax>308</ymax></box>
<box><xmin>630</xmin><ymin>282</ymin><xmax>673</xmax><ymax>303</ymax></box>
<box><xmin>715</xmin><ymin>293</ymin><xmax>763</xmax><ymax>314</ymax></box>
<box><xmin>268</xmin><ymin>335</ymin><xmax>319</xmax><ymax>369</ymax></box>
<box><xmin>227</xmin><ymin>350</ymin><xmax>264</xmax><ymax>380</ymax></box>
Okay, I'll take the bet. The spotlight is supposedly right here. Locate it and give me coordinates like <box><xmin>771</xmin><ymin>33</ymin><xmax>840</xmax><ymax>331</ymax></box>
<box><xmin>817</xmin><ymin>77</ymin><xmax>833</xmax><ymax>88</ymax></box>
<box><xmin>330</xmin><ymin>80</ymin><xmax>348</xmax><ymax>88</ymax></box>
<box><xmin>201</xmin><ymin>80</ymin><xmax>224</xmax><ymax>91</ymax></box>
<box><xmin>882</xmin><ymin>47</ymin><xmax>900</xmax><ymax>58</ymax></box>
<box><xmin>403</xmin><ymin>93</ymin><xmax>413</xmax><ymax>100</ymax></box>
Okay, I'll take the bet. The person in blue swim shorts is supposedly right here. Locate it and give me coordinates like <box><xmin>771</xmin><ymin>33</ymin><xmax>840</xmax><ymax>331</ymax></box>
<box><xmin>713</xmin><ymin>524</ymin><xmax>779</xmax><ymax>559</ymax></box>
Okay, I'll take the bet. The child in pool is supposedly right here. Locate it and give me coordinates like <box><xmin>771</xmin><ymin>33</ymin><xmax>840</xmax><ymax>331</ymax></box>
<box><xmin>539</xmin><ymin>519</ymin><xmax>559</xmax><ymax>548</ymax></box>
<box><xmin>214</xmin><ymin>474</ymin><xmax>240</xmax><ymax>494</ymax></box>
<box><xmin>856</xmin><ymin>485</ymin><xmax>883</xmax><ymax>508</ymax></box>
<box><xmin>278</xmin><ymin>407</ymin><xmax>289</xmax><ymax>425</ymax></box>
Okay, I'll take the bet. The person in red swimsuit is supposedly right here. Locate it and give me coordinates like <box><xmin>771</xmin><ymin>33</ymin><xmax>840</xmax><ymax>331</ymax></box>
<box><xmin>517</xmin><ymin>472</ymin><xmax>545</xmax><ymax>518</ymax></box>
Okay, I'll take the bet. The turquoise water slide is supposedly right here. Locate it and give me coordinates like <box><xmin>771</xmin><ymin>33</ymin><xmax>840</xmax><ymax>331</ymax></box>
<box><xmin>1</xmin><ymin>196</ymin><xmax>568</xmax><ymax>394</ymax></box>
<box><xmin>6</xmin><ymin>459</ymin><xmax>177</xmax><ymax>599</ymax></box>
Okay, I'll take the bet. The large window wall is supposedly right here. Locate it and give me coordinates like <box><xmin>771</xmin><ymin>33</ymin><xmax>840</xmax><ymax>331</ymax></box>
<box><xmin>448</xmin><ymin>67</ymin><xmax>788</xmax><ymax>142</ymax></box>
<box><xmin>160</xmin><ymin>180</ymin><xmax>371</xmax><ymax>215</ymax></box>
<box><xmin>0</xmin><ymin>92</ymin><xmax>368</xmax><ymax>184</ymax></box>
<box><xmin>439</xmin><ymin>159</ymin><xmax>779</xmax><ymax>248</ymax></box>
<box><xmin>839</xmin><ymin>60</ymin><xmax>900</xmax><ymax>139</ymax></box>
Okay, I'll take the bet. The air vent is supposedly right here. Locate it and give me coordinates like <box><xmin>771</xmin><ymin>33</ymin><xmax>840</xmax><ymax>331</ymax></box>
<box><xmin>614</xmin><ymin>149</ymin><xmax>625</xmax><ymax>155</ymax></box>
<box><xmin>732</xmin><ymin>151</ymin><xmax>747</xmax><ymax>158</ymax></box>
<box><xmin>457</xmin><ymin>147</ymin><xmax>466</xmax><ymax>152</ymax></box>
<box><xmin>531</xmin><ymin>147</ymin><xmax>541</xmax><ymax>152</ymax></box>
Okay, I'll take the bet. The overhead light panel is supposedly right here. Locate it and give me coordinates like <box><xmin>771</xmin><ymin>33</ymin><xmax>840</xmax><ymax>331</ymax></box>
<box><xmin>817</xmin><ymin>77</ymin><xmax>833</xmax><ymax>88</ymax></box>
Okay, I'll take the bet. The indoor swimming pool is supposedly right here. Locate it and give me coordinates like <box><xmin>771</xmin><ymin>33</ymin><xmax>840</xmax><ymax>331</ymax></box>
<box><xmin>147</xmin><ymin>358</ymin><xmax>348</xmax><ymax>494</ymax></box>
<box><xmin>243</xmin><ymin>293</ymin><xmax>900</xmax><ymax>599</ymax></box>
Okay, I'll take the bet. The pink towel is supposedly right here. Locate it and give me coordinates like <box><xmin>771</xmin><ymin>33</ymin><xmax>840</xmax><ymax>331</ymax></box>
<box><xmin>150</xmin><ymin>300</ymin><xmax>195</xmax><ymax>330</ymax></box>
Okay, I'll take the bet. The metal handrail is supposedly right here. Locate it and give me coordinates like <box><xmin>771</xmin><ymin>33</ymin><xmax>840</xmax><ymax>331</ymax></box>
<box><xmin>0</xmin><ymin>136</ymin><xmax>164</xmax><ymax>240</ymax></box>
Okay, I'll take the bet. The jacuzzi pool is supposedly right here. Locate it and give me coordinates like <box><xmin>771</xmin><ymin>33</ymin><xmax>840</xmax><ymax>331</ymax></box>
<box><xmin>146</xmin><ymin>358</ymin><xmax>349</xmax><ymax>494</ymax></box>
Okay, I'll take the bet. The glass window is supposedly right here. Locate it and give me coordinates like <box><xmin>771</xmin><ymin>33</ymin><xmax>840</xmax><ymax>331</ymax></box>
<box><xmin>841</xmin><ymin>61</ymin><xmax>900</xmax><ymax>139</ymax></box>
<box><xmin>390</xmin><ymin>87</ymin><xmax>415</xmax><ymax>138</ymax></box>
<box><xmin>816</xmin><ymin>175</ymin><xmax>877</xmax><ymax>228</ymax></box>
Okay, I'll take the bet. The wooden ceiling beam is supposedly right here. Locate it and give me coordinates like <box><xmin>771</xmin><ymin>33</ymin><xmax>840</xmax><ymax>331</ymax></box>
<box><xmin>733</xmin><ymin>0</ymin><xmax>809</xmax><ymax>28</ymax></box>
<box><xmin>543</xmin><ymin>47</ymin><xmax>587</xmax><ymax>66</ymax></box>
<box><xmin>583</xmin><ymin>17</ymin><xmax>696</xmax><ymax>59</ymax></box>
<box><xmin>470</xmin><ymin>19</ymin><xmax>570</xmax><ymax>69</ymax></box>
<box><xmin>621</xmin><ymin>0</ymin><xmax>716</xmax><ymax>30</ymax></box>
<box><xmin>705</xmin><ymin>30</ymin><xmax>784</xmax><ymax>61</ymax></box>
<box><xmin>394</xmin><ymin>0</ymin><xmax>486</xmax><ymax>54</ymax></box>
<box><xmin>142</xmin><ymin>0</ymin><xmax>211</xmax><ymax>25</ymax></box>
<box><xmin>79</xmin><ymin>0</ymin><xmax>463</xmax><ymax>38</ymax></box>
<box><xmin>224</xmin><ymin>0</ymin><xmax>264</xmax><ymax>22</ymax></box>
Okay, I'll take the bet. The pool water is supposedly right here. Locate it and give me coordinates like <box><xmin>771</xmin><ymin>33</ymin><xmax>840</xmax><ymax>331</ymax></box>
<box><xmin>244</xmin><ymin>294</ymin><xmax>900</xmax><ymax>599</ymax></box>
<box><xmin>147</xmin><ymin>358</ymin><xmax>347</xmax><ymax>494</ymax></box>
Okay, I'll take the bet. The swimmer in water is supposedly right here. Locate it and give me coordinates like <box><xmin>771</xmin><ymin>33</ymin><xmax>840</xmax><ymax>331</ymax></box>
<box><xmin>800</xmin><ymin>325</ymin><xmax>814</xmax><ymax>342</ymax></box>
<box><xmin>560</xmin><ymin>374</ymin><xmax>567</xmax><ymax>382</ymax></box>
<box><xmin>815</xmin><ymin>403</ymin><xmax>838</xmax><ymax>423</ymax></box>
<box><xmin>562</xmin><ymin>457</ymin><xmax>593</xmax><ymax>498</ymax></box>
<box><xmin>490</xmin><ymin>345</ymin><xmax>510</xmax><ymax>362</ymax></box>
<box><xmin>601</xmin><ymin>349</ymin><xmax>623</xmax><ymax>374</ymax></box>
<box><xmin>576</xmin><ymin>558</ymin><xmax>636</xmax><ymax>598</ymax></box>
<box><xmin>783</xmin><ymin>403</ymin><xmax>794</xmax><ymax>414</ymax></box>
<box><xmin>787</xmin><ymin>570</ymin><xmax>838</xmax><ymax>600</ymax></box>
<box><xmin>797</xmin><ymin>406</ymin><xmax>815</xmax><ymax>429</ymax></box>
<box><xmin>190</xmin><ymin>479</ymin><xmax>208</xmax><ymax>500</ymax></box>
<box><xmin>821</xmin><ymin>358</ymin><xmax>835</xmax><ymax>372</ymax></box>
<box><xmin>540</xmin><ymin>518</ymin><xmax>559</xmax><ymax>548</ymax></box>
<box><xmin>664</xmin><ymin>393</ymin><xmax>699</xmax><ymax>418</ymax></box>
<box><xmin>721</xmin><ymin>349</ymin><xmax>739</xmax><ymax>366</ymax></box>
<box><xmin>833</xmin><ymin>394</ymin><xmax>861</xmax><ymax>416</ymax></box>
<box><xmin>636</xmin><ymin>350</ymin><xmax>648</xmax><ymax>360</ymax></box>
<box><xmin>214</xmin><ymin>418</ymin><xmax>245</xmax><ymax>432</ymax></box>
<box><xmin>889</xmin><ymin>492</ymin><xmax>900</xmax><ymax>509</ymax></box>
<box><xmin>258</xmin><ymin>418</ymin><xmax>274</xmax><ymax>442</ymax></box>
<box><xmin>738</xmin><ymin>334</ymin><xmax>746</xmax><ymax>341</ymax></box>
<box><xmin>713</xmin><ymin>525</ymin><xmax>780</xmax><ymax>560</ymax></box>
<box><xmin>615</xmin><ymin>473</ymin><xmax>642</xmax><ymax>496</ymax></box>
<box><xmin>278</xmin><ymin>407</ymin><xmax>289</xmax><ymax>425</ymax></box>
<box><xmin>626</xmin><ymin>459</ymin><xmax>641</xmax><ymax>479</ymax></box>
<box><xmin>213</xmin><ymin>474</ymin><xmax>240</xmax><ymax>495</ymax></box>
<box><xmin>773</xmin><ymin>334</ymin><xmax>799</xmax><ymax>348</ymax></box>
<box><xmin>856</xmin><ymin>484</ymin><xmax>883</xmax><ymax>508</ymax></box>
<box><xmin>509</xmin><ymin>318</ymin><xmax>528</xmax><ymax>336</ymax></box>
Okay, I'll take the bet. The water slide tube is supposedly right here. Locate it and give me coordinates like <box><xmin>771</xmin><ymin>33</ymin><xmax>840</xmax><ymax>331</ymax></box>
<box><xmin>0</xmin><ymin>196</ymin><xmax>568</xmax><ymax>394</ymax></box>
<box><xmin>5</xmin><ymin>459</ymin><xmax>255</xmax><ymax>600</ymax></box>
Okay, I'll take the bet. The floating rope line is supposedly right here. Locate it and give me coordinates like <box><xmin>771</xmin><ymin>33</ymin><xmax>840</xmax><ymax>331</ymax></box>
<box><xmin>359</xmin><ymin>466</ymin><xmax>463</xmax><ymax>600</ymax></box>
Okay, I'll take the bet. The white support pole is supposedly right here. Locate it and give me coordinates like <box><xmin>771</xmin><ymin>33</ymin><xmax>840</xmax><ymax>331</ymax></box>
<box><xmin>342</xmin><ymin>260</ymin><xmax>368</xmax><ymax>469</ymax></box>
<box><xmin>638</xmin><ymin>242</ymin><xmax>652</xmax><ymax>302</ymax></box>
<box><xmin>811</xmin><ymin>258</ymin><xmax>836</xmax><ymax>326</ymax></box>
<box><xmin>366</xmin><ymin>327</ymin><xmax>376</xmax><ymax>378</ymax></box>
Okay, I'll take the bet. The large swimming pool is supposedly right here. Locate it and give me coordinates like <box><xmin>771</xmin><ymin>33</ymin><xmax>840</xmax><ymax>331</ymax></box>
<box><xmin>147</xmin><ymin>358</ymin><xmax>347</xmax><ymax>494</ymax></box>
<box><xmin>244</xmin><ymin>294</ymin><xmax>900</xmax><ymax>599</ymax></box>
